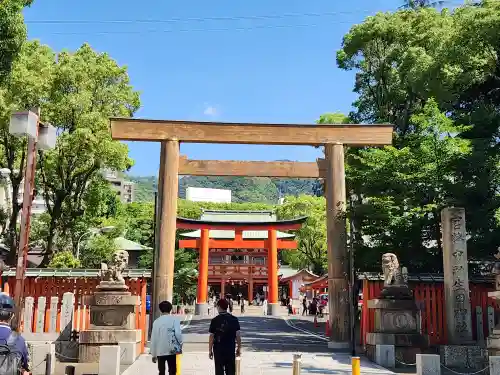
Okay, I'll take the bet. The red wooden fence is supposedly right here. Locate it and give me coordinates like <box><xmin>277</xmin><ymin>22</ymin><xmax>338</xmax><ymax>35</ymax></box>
<box><xmin>1</xmin><ymin>276</ymin><xmax>148</xmax><ymax>353</ymax></box>
<box><xmin>360</xmin><ymin>280</ymin><xmax>497</xmax><ymax>346</ymax></box>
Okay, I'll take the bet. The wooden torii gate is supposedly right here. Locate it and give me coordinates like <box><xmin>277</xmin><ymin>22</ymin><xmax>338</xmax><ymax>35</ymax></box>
<box><xmin>110</xmin><ymin>118</ymin><xmax>393</xmax><ymax>348</ymax></box>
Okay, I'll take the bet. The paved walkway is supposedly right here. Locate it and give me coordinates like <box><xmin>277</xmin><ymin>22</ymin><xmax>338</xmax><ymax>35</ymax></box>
<box><xmin>126</xmin><ymin>351</ymin><xmax>395</xmax><ymax>375</ymax></box>
<box><xmin>124</xmin><ymin>314</ymin><xmax>395</xmax><ymax>375</ymax></box>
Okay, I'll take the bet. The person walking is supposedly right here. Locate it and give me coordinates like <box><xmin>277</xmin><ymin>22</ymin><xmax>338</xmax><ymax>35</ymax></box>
<box><xmin>150</xmin><ymin>301</ymin><xmax>183</xmax><ymax>375</ymax></box>
<box><xmin>302</xmin><ymin>296</ymin><xmax>307</xmax><ymax>316</ymax></box>
<box><xmin>0</xmin><ymin>293</ymin><xmax>30</xmax><ymax>375</ymax></box>
<box><xmin>209</xmin><ymin>299</ymin><xmax>241</xmax><ymax>375</ymax></box>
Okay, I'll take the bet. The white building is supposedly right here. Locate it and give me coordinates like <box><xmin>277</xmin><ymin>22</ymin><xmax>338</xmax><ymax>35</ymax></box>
<box><xmin>186</xmin><ymin>187</ymin><xmax>231</xmax><ymax>203</ymax></box>
<box><xmin>102</xmin><ymin>169</ymin><xmax>135</xmax><ymax>203</ymax></box>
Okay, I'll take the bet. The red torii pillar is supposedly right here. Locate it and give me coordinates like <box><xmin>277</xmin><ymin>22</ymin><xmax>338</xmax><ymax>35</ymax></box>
<box><xmin>267</xmin><ymin>229</ymin><xmax>279</xmax><ymax>315</ymax></box>
<box><xmin>195</xmin><ymin>229</ymin><xmax>210</xmax><ymax>315</ymax></box>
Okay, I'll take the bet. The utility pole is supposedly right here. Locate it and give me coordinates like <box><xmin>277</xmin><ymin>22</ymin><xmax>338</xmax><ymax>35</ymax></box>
<box><xmin>10</xmin><ymin>108</ymin><xmax>56</xmax><ymax>323</ymax></box>
<box><xmin>13</xmin><ymin>108</ymin><xmax>39</xmax><ymax>322</ymax></box>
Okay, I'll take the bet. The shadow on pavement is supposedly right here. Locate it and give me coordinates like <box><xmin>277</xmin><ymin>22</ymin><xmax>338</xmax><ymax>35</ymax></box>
<box><xmin>274</xmin><ymin>361</ymin><xmax>341</xmax><ymax>374</ymax></box>
<box><xmin>183</xmin><ymin>316</ymin><xmax>332</xmax><ymax>353</ymax></box>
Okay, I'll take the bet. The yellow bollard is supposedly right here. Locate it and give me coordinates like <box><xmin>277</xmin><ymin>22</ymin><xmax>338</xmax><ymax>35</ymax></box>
<box><xmin>293</xmin><ymin>353</ymin><xmax>302</xmax><ymax>375</ymax></box>
<box><xmin>176</xmin><ymin>354</ymin><xmax>181</xmax><ymax>375</ymax></box>
<box><xmin>235</xmin><ymin>356</ymin><xmax>241</xmax><ymax>375</ymax></box>
<box><xmin>352</xmin><ymin>356</ymin><xmax>361</xmax><ymax>375</ymax></box>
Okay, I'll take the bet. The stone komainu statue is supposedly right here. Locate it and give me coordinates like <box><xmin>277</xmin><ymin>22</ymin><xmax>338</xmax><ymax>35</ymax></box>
<box><xmin>380</xmin><ymin>252</ymin><xmax>412</xmax><ymax>299</ymax></box>
<box><xmin>100</xmin><ymin>250</ymin><xmax>129</xmax><ymax>284</ymax></box>
<box><xmin>382</xmin><ymin>253</ymin><xmax>405</xmax><ymax>287</ymax></box>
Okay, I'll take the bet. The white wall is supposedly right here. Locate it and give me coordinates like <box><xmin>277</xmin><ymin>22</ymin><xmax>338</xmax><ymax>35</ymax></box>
<box><xmin>186</xmin><ymin>187</ymin><xmax>231</xmax><ymax>203</ymax></box>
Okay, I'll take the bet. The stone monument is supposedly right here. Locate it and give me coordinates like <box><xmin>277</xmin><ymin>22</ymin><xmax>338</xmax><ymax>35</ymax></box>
<box><xmin>366</xmin><ymin>253</ymin><xmax>428</xmax><ymax>365</ymax></box>
<box><xmin>79</xmin><ymin>250</ymin><xmax>141</xmax><ymax>365</ymax></box>
<box><xmin>487</xmin><ymin>248</ymin><xmax>500</xmax><ymax>356</ymax></box>
<box><xmin>440</xmin><ymin>207</ymin><xmax>487</xmax><ymax>370</ymax></box>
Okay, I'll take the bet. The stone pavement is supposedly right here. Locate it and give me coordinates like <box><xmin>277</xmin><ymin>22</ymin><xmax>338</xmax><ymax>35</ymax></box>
<box><xmin>123</xmin><ymin>314</ymin><xmax>396</xmax><ymax>375</ymax></box>
<box><xmin>124</xmin><ymin>351</ymin><xmax>396</xmax><ymax>375</ymax></box>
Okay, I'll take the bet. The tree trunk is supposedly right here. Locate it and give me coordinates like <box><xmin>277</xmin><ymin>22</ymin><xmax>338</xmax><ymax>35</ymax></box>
<box><xmin>5</xmin><ymin>183</ymin><xmax>22</xmax><ymax>266</ymax></box>
<box><xmin>39</xmin><ymin>218</ymin><xmax>58</xmax><ymax>267</ymax></box>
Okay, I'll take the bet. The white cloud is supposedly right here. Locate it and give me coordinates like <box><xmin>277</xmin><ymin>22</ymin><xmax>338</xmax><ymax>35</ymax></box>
<box><xmin>203</xmin><ymin>104</ymin><xmax>218</xmax><ymax>117</ymax></box>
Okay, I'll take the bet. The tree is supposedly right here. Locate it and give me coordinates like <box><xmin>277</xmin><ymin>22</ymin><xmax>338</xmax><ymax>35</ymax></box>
<box><xmin>347</xmin><ymin>100</ymin><xmax>470</xmax><ymax>271</ymax></box>
<box><xmin>48</xmin><ymin>250</ymin><xmax>80</xmax><ymax>268</ymax></box>
<box><xmin>138</xmin><ymin>247</ymin><xmax>198</xmax><ymax>303</ymax></box>
<box><xmin>312</xmin><ymin>112</ymin><xmax>351</xmax><ymax>197</ymax></box>
<box><xmin>336</xmin><ymin>1</ymin><xmax>500</xmax><ymax>271</ymax></box>
<box><xmin>122</xmin><ymin>202</ymin><xmax>155</xmax><ymax>248</ymax></box>
<box><xmin>399</xmin><ymin>0</ymin><xmax>446</xmax><ymax>9</ymax></box>
<box><xmin>275</xmin><ymin>195</ymin><xmax>327</xmax><ymax>275</ymax></box>
<box><xmin>79</xmin><ymin>234</ymin><xmax>117</xmax><ymax>269</ymax></box>
<box><xmin>0</xmin><ymin>40</ymin><xmax>55</xmax><ymax>263</ymax></box>
<box><xmin>37</xmin><ymin>43</ymin><xmax>140</xmax><ymax>264</ymax></box>
<box><xmin>0</xmin><ymin>0</ymin><xmax>32</xmax><ymax>83</ymax></box>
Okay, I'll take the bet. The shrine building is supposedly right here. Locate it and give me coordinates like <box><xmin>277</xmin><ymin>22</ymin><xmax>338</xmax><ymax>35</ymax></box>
<box><xmin>177</xmin><ymin>210</ymin><xmax>307</xmax><ymax>315</ymax></box>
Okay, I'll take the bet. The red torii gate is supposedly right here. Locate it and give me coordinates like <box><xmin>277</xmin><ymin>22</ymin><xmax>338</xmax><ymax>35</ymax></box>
<box><xmin>177</xmin><ymin>216</ymin><xmax>306</xmax><ymax>315</ymax></box>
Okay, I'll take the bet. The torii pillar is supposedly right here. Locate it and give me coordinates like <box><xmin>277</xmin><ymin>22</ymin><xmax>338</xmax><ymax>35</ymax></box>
<box><xmin>325</xmin><ymin>143</ymin><xmax>350</xmax><ymax>349</ymax></box>
<box><xmin>195</xmin><ymin>228</ymin><xmax>210</xmax><ymax>315</ymax></box>
<box><xmin>267</xmin><ymin>229</ymin><xmax>279</xmax><ymax>315</ymax></box>
<box><xmin>154</xmin><ymin>139</ymin><xmax>179</xmax><ymax>318</ymax></box>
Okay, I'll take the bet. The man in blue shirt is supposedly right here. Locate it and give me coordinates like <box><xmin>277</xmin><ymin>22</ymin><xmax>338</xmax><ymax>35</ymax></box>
<box><xmin>0</xmin><ymin>293</ymin><xmax>30</xmax><ymax>374</ymax></box>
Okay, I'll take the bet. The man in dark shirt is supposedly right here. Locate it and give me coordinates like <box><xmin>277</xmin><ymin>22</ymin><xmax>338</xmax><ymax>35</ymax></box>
<box><xmin>208</xmin><ymin>299</ymin><xmax>241</xmax><ymax>375</ymax></box>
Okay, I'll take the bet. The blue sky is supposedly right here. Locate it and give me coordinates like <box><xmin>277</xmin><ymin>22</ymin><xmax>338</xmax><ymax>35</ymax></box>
<box><xmin>24</xmin><ymin>0</ymin><xmax>403</xmax><ymax>176</ymax></box>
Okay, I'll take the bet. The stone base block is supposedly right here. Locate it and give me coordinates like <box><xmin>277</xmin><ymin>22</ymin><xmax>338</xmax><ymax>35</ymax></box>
<box><xmin>366</xmin><ymin>331</ymin><xmax>427</xmax><ymax>367</ymax></box>
<box><xmin>440</xmin><ymin>345</ymin><xmax>487</xmax><ymax>370</ymax></box>
<box><xmin>54</xmin><ymin>341</ymin><xmax>79</xmax><ymax>363</ymax></box>
<box><xmin>488</xmin><ymin>332</ymin><xmax>500</xmax><ymax>356</ymax></box>
<box><xmin>416</xmin><ymin>354</ymin><xmax>440</xmax><ymax>375</ymax></box>
<box><xmin>375</xmin><ymin>344</ymin><xmax>395</xmax><ymax>368</ymax></box>
<box><xmin>327</xmin><ymin>341</ymin><xmax>350</xmax><ymax>350</ymax></box>
<box><xmin>27</xmin><ymin>342</ymin><xmax>55</xmax><ymax>375</ymax></box>
<box><xmin>367</xmin><ymin>332</ymin><xmax>428</xmax><ymax>347</ymax></box>
<box><xmin>195</xmin><ymin>303</ymin><xmax>208</xmax><ymax>316</ymax></box>
<box><xmin>80</xmin><ymin>343</ymin><xmax>139</xmax><ymax>364</ymax></box>
<box><xmin>368</xmin><ymin>299</ymin><xmax>420</xmax><ymax>333</ymax></box>
<box><xmin>79</xmin><ymin>329</ymin><xmax>141</xmax><ymax>363</ymax></box>
<box><xmin>118</xmin><ymin>342</ymin><xmax>138</xmax><ymax>365</ymax></box>
<box><xmin>99</xmin><ymin>345</ymin><xmax>120</xmax><ymax>375</ymax></box>
<box><xmin>367</xmin><ymin>344</ymin><xmax>421</xmax><ymax>367</ymax></box>
<box><xmin>79</xmin><ymin>329</ymin><xmax>141</xmax><ymax>344</ymax></box>
<box><xmin>90</xmin><ymin>305</ymin><xmax>136</xmax><ymax>330</ymax></box>
<box><xmin>267</xmin><ymin>303</ymin><xmax>280</xmax><ymax>316</ymax></box>
<box><xmin>490</xmin><ymin>356</ymin><xmax>500</xmax><ymax>375</ymax></box>
<box><xmin>82</xmin><ymin>292</ymin><xmax>137</xmax><ymax>306</ymax></box>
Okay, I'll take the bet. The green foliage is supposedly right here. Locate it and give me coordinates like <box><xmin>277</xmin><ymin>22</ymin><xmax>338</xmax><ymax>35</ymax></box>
<box><xmin>122</xmin><ymin>202</ymin><xmax>155</xmax><ymax>248</ymax></box>
<box><xmin>129</xmin><ymin>176</ymin><xmax>157</xmax><ymax>202</ymax></box>
<box><xmin>275</xmin><ymin>195</ymin><xmax>327</xmax><ymax>275</ymax></box>
<box><xmin>0</xmin><ymin>40</ymin><xmax>55</xmax><ymax>262</ymax></box>
<box><xmin>337</xmin><ymin>1</ymin><xmax>500</xmax><ymax>271</ymax></box>
<box><xmin>317</xmin><ymin>112</ymin><xmax>350</xmax><ymax>125</ymax></box>
<box><xmin>36</xmin><ymin>43</ymin><xmax>140</xmax><ymax>264</ymax></box>
<box><xmin>80</xmin><ymin>235</ymin><xmax>117</xmax><ymax>269</ymax></box>
<box><xmin>399</xmin><ymin>0</ymin><xmax>446</xmax><ymax>9</ymax></box>
<box><xmin>48</xmin><ymin>251</ymin><xmax>80</xmax><ymax>269</ymax></box>
<box><xmin>0</xmin><ymin>0</ymin><xmax>32</xmax><ymax>83</ymax></box>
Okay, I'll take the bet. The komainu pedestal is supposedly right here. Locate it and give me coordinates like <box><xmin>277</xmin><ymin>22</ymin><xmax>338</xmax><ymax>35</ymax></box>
<box><xmin>366</xmin><ymin>254</ymin><xmax>428</xmax><ymax>366</ymax></box>
<box><xmin>79</xmin><ymin>251</ymin><xmax>141</xmax><ymax>364</ymax></box>
<box><xmin>487</xmin><ymin>249</ymin><xmax>500</xmax><ymax>356</ymax></box>
<box><xmin>366</xmin><ymin>299</ymin><xmax>428</xmax><ymax>365</ymax></box>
